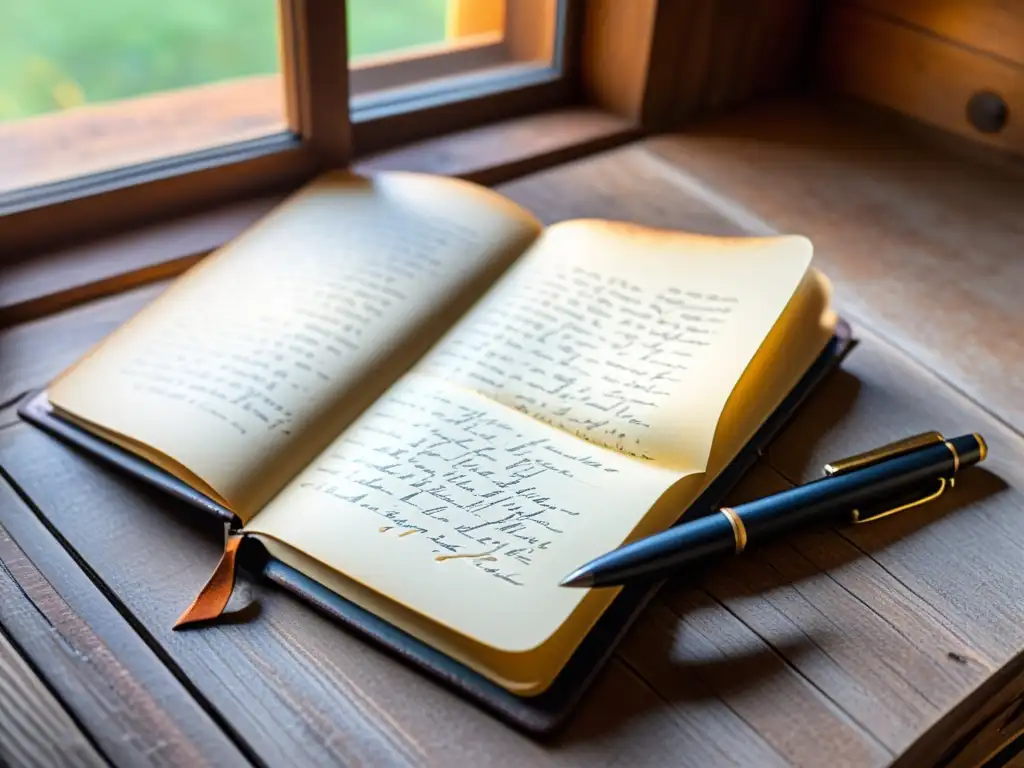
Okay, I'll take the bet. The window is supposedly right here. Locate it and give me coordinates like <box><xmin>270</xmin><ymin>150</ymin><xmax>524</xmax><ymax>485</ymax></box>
<box><xmin>1</xmin><ymin>0</ymin><xmax>573</xmax><ymax>256</ymax></box>
<box><xmin>348</xmin><ymin>0</ymin><xmax>562</xmax><ymax>114</ymax></box>
<box><xmin>0</xmin><ymin>0</ymin><xmax>288</xmax><ymax>194</ymax></box>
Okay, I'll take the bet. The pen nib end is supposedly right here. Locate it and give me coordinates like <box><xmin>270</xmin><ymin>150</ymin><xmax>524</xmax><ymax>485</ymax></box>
<box><xmin>559</xmin><ymin>570</ymin><xmax>594</xmax><ymax>588</ymax></box>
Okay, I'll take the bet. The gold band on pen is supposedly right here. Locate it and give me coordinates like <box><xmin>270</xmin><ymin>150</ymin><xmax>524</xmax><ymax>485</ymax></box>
<box><xmin>720</xmin><ymin>507</ymin><xmax>747</xmax><ymax>553</ymax></box>
<box><xmin>944</xmin><ymin>440</ymin><xmax>960</xmax><ymax>474</ymax></box>
<box><xmin>974</xmin><ymin>433</ymin><xmax>988</xmax><ymax>462</ymax></box>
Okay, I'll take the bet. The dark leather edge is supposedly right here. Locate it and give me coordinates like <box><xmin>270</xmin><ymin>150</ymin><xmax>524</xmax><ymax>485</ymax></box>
<box><xmin>17</xmin><ymin>391</ymin><xmax>239</xmax><ymax>526</ymax></box>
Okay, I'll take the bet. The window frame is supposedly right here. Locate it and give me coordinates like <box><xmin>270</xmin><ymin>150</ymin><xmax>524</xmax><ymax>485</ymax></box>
<box><xmin>1</xmin><ymin>0</ymin><xmax>580</xmax><ymax>259</ymax></box>
<box><xmin>0</xmin><ymin>0</ymin><xmax>815</xmax><ymax>328</ymax></box>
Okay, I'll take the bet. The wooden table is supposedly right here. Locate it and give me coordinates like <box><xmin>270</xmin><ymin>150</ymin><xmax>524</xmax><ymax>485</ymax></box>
<box><xmin>2</xmin><ymin>100</ymin><xmax>1023</xmax><ymax>768</ymax></box>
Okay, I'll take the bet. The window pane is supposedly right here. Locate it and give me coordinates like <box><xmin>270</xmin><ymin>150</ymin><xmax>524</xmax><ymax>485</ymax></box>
<box><xmin>347</xmin><ymin>0</ymin><xmax>503</xmax><ymax>63</ymax></box>
<box><xmin>347</xmin><ymin>0</ymin><xmax>561</xmax><ymax>104</ymax></box>
<box><xmin>0</xmin><ymin>0</ymin><xmax>285</xmax><ymax>195</ymax></box>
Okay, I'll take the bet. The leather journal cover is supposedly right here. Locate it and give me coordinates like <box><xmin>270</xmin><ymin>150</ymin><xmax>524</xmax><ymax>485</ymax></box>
<box><xmin>18</xmin><ymin>319</ymin><xmax>853</xmax><ymax>735</ymax></box>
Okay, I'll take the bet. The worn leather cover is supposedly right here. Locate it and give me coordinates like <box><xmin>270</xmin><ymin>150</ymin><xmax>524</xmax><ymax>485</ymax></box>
<box><xmin>18</xmin><ymin>319</ymin><xmax>853</xmax><ymax>735</ymax></box>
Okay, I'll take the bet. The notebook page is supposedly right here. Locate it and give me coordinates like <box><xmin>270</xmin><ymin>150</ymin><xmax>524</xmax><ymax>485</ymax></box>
<box><xmin>48</xmin><ymin>171</ymin><xmax>541</xmax><ymax>520</ymax></box>
<box><xmin>245</xmin><ymin>372</ymin><xmax>683</xmax><ymax>652</ymax></box>
<box><xmin>245</xmin><ymin>221</ymin><xmax>816</xmax><ymax>653</ymax></box>
<box><xmin>415</xmin><ymin>219</ymin><xmax>814</xmax><ymax>472</ymax></box>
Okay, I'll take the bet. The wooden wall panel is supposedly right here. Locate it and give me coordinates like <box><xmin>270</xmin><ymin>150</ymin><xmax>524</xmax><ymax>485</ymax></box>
<box><xmin>581</xmin><ymin>0</ymin><xmax>660</xmax><ymax>121</ymax></box>
<box><xmin>583</xmin><ymin>0</ymin><xmax>816</xmax><ymax>131</ymax></box>
<box><xmin>848</xmin><ymin>0</ymin><xmax>1024</xmax><ymax>66</ymax></box>
<box><xmin>820</xmin><ymin>3</ymin><xmax>1024</xmax><ymax>156</ymax></box>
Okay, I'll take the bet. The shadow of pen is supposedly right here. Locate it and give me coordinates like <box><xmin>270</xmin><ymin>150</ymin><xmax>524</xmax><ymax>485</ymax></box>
<box><xmin>550</xmin><ymin>598</ymin><xmax>832</xmax><ymax>746</ymax></box>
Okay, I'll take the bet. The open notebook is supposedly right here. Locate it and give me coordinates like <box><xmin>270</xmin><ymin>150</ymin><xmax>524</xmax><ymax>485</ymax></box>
<box><xmin>21</xmin><ymin>170</ymin><xmax>848</xmax><ymax>731</ymax></box>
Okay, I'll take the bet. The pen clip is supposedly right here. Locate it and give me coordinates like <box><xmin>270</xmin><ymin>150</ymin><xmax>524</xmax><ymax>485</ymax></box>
<box><xmin>823</xmin><ymin>431</ymin><xmax>951</xmax><ymax>524</ymax></box>
<box><xmin>823</xmin><ymin>431</ymin><xmax>945</xmax><ymax>476</ymax></box>
<box><xmin>850</xmin><ymin>477</ymin><xmax>949</xmax><ymax>524</ymax></box>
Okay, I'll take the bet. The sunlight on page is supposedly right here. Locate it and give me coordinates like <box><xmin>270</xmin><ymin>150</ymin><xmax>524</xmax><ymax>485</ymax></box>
<box><xmin>415</xmin><ymin>220</ymin><xmax>814</xmax><ymax>471</ymax></box>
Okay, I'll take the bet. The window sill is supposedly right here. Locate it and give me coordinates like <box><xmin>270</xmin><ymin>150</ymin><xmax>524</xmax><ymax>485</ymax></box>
<box><xmin>0</xmin><ymin>76</ymin><xmax>287</xmax><ymax>200</ymax></box>
<box><xmin>0</xmin><ymin>106</ymin><xmax>636</xmax><ymax>328</ymax></box>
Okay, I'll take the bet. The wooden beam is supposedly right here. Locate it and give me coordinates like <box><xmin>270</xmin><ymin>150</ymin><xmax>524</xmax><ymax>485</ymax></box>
<box><xmin>281</xmin><ymin>0</ymin><xmax>352</xmax><ymax>167</ymax></box>
<box><xmin>581</xmin><ymin>0</ymin><xmax>659</xmax><ymax>122</ymax></box>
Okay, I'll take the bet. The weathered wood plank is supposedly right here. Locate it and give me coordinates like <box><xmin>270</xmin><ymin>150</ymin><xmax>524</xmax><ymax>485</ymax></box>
<box><xmin>624</xmin><ymin>463</ymin><xmax>890</xmax><ymax>767</ymax></box>
<box><xmin>630</xmin><ymin>474</ymin><xmax>890</xmax><ymax>768</ymax></box>
<box><xmin>498</xmin><ymin>142</ymin><xmax>756</xmax><ymax>233</ymax></box>
<box><xmin>0</xmin><ymin>479</ymin><xmax>248</xmax><ymax>767</ymax></box>
<box><xmin>643</xmin><ymin>99</ymin><xmax>1024</xmax><ymax>435</ymax></box>
<box><xmin>0</xmin><ymin>623</ymin><xmax>108</xmax><ymax>768</ymax></box>
<box><xmin>0</xmin><ymin>199</ymin><xmax>276</xmax><ymax>327</ymax></box>
<box><xmin>761</xmin><ymin>325</ymin><xmax>1024</xmax><ymax>766</ymax></box>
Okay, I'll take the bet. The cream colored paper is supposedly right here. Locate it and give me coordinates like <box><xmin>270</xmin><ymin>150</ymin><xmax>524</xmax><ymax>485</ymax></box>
<box><xmin>245</xmin><ymin>220</ymin><xmax>816</xmax><ymax>655</ymax></box>
<box><xmin>416</xmin><ymin>219</ymin><xmax>814</xmax><ymax>471</ymax></box>
<box><xmin>245</xmin><ymin>372</ymin><xmax>683</xmax><ymax>652</ymax></box>
<box><xmin>48</xmin><ymin>171</ymin><xmax>541</xmax><ymax>519</ymax></box>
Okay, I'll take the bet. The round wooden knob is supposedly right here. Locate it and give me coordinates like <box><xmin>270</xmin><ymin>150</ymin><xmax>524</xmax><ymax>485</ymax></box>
<box><xmin>966</xmin><ymin>91</ymin><xmax>1009</xmax><ymax>133</ymax></box>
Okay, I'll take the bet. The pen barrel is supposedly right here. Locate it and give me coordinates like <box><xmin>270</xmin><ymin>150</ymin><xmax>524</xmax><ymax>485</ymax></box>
<box><xmin>562</xmin><ymin>434</ymin><xmax>985</xmax><ymax>589</ymax></box>
<box><xmin>734</xmin><ymin>434</ymin><xmax>983</xmax><ymax>541</ymax></box>
<box><xmin>591</xmin><ymin>514</ymin><xmax>740</xmax><ymax>585</ymax></box>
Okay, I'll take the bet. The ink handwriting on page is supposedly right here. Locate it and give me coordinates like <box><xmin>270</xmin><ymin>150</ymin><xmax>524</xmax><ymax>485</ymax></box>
<box><xmin>116</xmin><ymin>213</ymin><xmax>483</xmax><ymax>437</ymax></box>
<box><xmin>298</xmin><ymin>380</ymin><xmax>622</xmax><ymax>587</ymax></box>
<box><xmin>423</xmin><ymin>265</ymin><xmax>739</xmax><ymax>460</ymax></box>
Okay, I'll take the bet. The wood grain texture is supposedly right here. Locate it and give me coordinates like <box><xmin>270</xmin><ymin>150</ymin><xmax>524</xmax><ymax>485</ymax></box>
<box><xmin>624</xmin><ymin>472</ymin><xmax>891</xmax><ymax>767</ymax></box>
<box><xmin>820</xmin><ymin>4</ymin><xmax>1024</xmax><ymax>156</ymax></box>
<box><xmin>762</xmin><ymin>325</ymin><xmax>1024</xmax><ymax>768</ymax></box>
<box><xmin>582</xmin><ymin>0</ymin><xmax>815</xmax><ymax>130</ymax></box>
<box><xmin>654</xmin><ymin>0</ymin><xmax>816</xmax><ymax>124</ymax></box>
<box><xmin>497</xmin><ymin>142</ymin><xmax>759</xmax><ymax>232</ymax></box>
<box><xmin>283</xmin><ymin>0</ymin><xmax>351</xmax><ymax>166</ymax></box>
<box><xmin>644</xmin><ymin>98</ymin><xmax>1024</xmax><ymax>436</ymax></box>
<box><xmin>845</xmin><ymin>0</ymin><xmax>1024</xmax><ymax>67</ymax></box>
<box><xmin>580</xmin><ymin>0</ymin><xmax>658</xmax><ymax>119</ymax></box>
<box><xmin>0</xmin><ymin>479</ymin><xmax>248</xmax><ymax>767</ymax></box>
<box><xmin>0</xmin><ymin>624</ymin><xmax>107</xmax><ymax>768</ymax></box>
<box><xmin>1</xmin><ymin>198</ymin><xmax>279</xmax><ymax>327</ymax></box>
<box><xmin>355</xmin><ymin>107</ymin><xmax>637</xmax><ymax>186</ymax></box>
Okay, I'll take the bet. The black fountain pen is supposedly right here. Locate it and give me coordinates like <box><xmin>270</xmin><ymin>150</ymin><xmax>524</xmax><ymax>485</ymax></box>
<box><xmin>560</xmin><ymin>431</ymin><xmax>988</xmax><ymax>589</ymax></box>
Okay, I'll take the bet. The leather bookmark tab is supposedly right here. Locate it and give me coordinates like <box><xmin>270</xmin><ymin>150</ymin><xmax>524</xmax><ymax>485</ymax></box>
<box><xmin>173</xmin><ymin>534</ymin><xmax>244</xmax><ymax>630</ymax></box>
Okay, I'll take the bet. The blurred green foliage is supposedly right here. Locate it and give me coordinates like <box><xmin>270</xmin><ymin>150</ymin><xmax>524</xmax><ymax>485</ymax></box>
<box><xmin>0</xmin><ymin>0</ymin><xmax>448</xmax><ymax>121</ymax></box>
